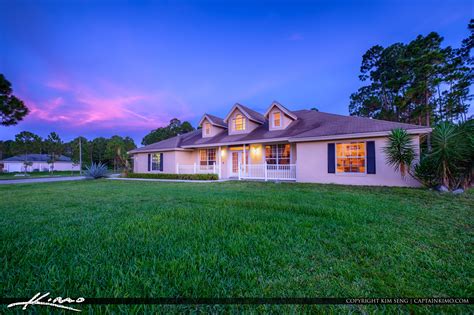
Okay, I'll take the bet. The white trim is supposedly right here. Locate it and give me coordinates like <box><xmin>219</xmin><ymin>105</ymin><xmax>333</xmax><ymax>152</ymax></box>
<box><xmin>128</xmin><ymin>148</ymin><xmax>193</xmax><ymax>154</ymax></box>
<box><xmin>181</xmin><ymin>138</ymin><xmax>291</xmax><ymax>148</ymax></box>
<box><xmin>290</xmin><ymin>128</ymin><xmax>432</xmax><ymax>143</ymax></box>
<box><xmin>263</xmin><ymin>101</ymin><xmax>297</xmax><ymax>120</ymax></box>
<box><xmin>223</xmin><ymin>103</ymin><xmax>264</xmax><ymax>124</ymax></box>
<box><xmin>198</xmin><ymin>114</ymin><xmax>227</xmax><ymax>128</ymax></box>
<box><xmin>334</xmin><ymin>141</ymin><xmax>367</xmax><ymax>175</ymax></box>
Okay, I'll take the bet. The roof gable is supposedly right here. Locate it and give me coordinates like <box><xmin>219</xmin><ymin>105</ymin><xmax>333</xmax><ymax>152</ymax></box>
<box><xmin>264</xmin><ymin>101</ymin><xmax>297</xmax><ymax>120</ymax></box>
<box><xmin>223</xmin><ymin>103</ymin><xmax>266</xmax><ymax>124</ymax></box>
<box><xmin>198</xmin><ymin>114</ymin><xmax>227</xmax><ymax>128</ymax></box>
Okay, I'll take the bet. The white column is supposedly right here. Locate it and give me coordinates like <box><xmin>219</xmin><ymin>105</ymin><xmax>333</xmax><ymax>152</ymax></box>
<box><xmin>264</xmin><ymin>161</ymin><xmax>268</xmax><ymax>181</ymax></box>
<box><xmin>176</xmin><ymin>163</ymin><xmax>179</xmax><ymax>174</ymax></box>
<box><xmin>243</xmin><ymin>144</ymin><xmax>246</xmax><ymax>177</ymax></box>
<box><xmin>218</xmin><ymin>146</ymin><xmax>222</xmax><ymax>179</ymax></box>
<box><xmin>193</xmin><ymin>163</ymin><xmax>196</xmax><ymax>174</ymax></box>
<box><xmin>238</xmin><ymin>161</ymin><xmax>241</xmax><ymax>180</ymax></box>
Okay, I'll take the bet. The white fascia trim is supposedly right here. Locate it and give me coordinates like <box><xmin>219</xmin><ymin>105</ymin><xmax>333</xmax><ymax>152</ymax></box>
<box><xmin>223</xmin><ymin>103</ymin><xmax>264</xmax><ymax>124</ymax></box>
<box><xmin>128</xmin><ymin>148</ymin><xmax>193</xmax><ymax>154</ymax></box>
<box><xmin>264</xmin><ymin>102</ymin><xmax>297</xmax><ymax>120</ymax></box>
<box><xmin>289</xmin><ymin>128</ymin><xmax>432</xmax><ymax>143</ymax></box>
<box><xmin>198</xmin><ymin>114</ymin><xmax>227</xmax><ymax>128</ymax></box>
<box><xmin>181</xmin><ymin>137</ymin><xmax>290</xmax><ymax>148</ymax></box>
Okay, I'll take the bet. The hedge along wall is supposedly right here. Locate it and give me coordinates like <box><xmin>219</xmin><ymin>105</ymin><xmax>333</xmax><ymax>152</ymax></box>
<box><xmin>126</xmin><ymin>173</ymin><xmax>219</xmax><ymax>180</ymax></box>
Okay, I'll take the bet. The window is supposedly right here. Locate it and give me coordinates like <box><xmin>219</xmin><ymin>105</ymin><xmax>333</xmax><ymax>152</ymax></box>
<box><xmin>204</xmin><ymin>122</ymin><xmax>211</xmax><ymax>135</ymax></box>
<box><xmin>265</xmin><ymin>144</ymin><xmax>290</xmax><ymax>165</ymax></box>
<box><xmin>273</xmin><ymin>111</ymin><xmax>281</xmax><ymax>127</ymax></box>
<box><xmin>336</xmin><ymin>142</ymin><xmax>366</xmax><ymax>173</ymax></box>
<box><xmin>200</xmin><ymin>148</ymin><xmax>216</xmax><ymax>166</ymax></box>
<box><xmin>151</xmin><ymin>153</ymin><xmax>161</xmax><ymax>171</ymax></box>
<box><xmin>233</xmin><ymin>114</ymin><xmax>246</xmax><ymax>131</ymax></box>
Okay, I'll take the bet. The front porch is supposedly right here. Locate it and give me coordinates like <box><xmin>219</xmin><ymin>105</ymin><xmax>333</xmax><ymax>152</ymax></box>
<box><xmin>176</xmin><ymin>143</ymin><xmax>297</xmax><ymax>181</ymax></box>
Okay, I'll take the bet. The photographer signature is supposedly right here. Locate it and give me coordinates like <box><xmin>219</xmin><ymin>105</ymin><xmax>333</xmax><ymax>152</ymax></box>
<box><xmin>7</xmin><ymin>292</ymin><xmax>85</xmax><ymax>312</ymax></box>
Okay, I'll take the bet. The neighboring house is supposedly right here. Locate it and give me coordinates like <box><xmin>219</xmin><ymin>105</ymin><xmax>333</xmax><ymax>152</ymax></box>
<box><xmin>129</xmin><ymin>102</ymin><xmax>431</xmax><ymax>186</ymax></box>
<box><xmin>0</xmin><ymin>154</ymin><xmax>79</xmax><ymax>173</ymax></box>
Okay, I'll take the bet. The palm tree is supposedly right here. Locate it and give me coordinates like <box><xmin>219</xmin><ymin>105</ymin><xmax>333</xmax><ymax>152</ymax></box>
<box><xmin>384</xmin><ymin>128</ymin><xmax>416</xmax><ymax>178</ymax></box>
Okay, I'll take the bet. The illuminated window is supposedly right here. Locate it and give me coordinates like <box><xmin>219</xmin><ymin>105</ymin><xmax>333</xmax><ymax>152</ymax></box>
<box><xmin>233</xmin><ymin>114</ymin><xmax>246</xmax><ymax>131</ymax></box>
<box><xmin>151</xmin><ymin>153</ymin><xmax>161</xmax><ymax>171</ymax></box>
<box><xmin>336</xmin><ymin>142</ymin><xmax>366</xmax><ymax>173</ymax></box>
<box><xmin>273</xmin><ymin>111</ymin><xmax>281</xmax><ymax>127</ymax></box>
<box><xmin>200</xmin><ymin>149</ymin><xmax>216</xmax><ymax>166</ymax></box>
<box><xmin>204</xmin><ymin>122</ymin><xmax>211</xmax><ymax>135</ymax></box>
<box><xmin>265</xmin><ymin>144</ymin><xmax>290</xmax><ymax>165</ymax></box>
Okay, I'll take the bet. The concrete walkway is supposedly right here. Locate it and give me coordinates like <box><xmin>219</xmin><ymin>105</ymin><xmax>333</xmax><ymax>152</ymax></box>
<box><xmin>0</xmin><ymin>176</ymin><xmax>86</xmax><ymax>185</ymax></box>
<box><xmin>108</xmin><ymin>177</ymin><xmax>230</xmax><ymax>183</ymax></box>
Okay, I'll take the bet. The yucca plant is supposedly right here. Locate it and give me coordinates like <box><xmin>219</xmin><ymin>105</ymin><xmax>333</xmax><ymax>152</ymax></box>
<box><xmin>384</xmin><ymin>128</ymin><xmax>416</xmax><ymax>178</ymax></box>
<box><xmin>84</xmin><ymin>162</ymin><xmax>108</xmax><ymax>179</ymax></box>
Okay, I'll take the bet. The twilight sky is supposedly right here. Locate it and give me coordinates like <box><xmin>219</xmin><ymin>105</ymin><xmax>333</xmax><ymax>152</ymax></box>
<box><xmin>1</xmin><ymin>0</ymin><xmax>472</xmax><ymax>145</ymax></box>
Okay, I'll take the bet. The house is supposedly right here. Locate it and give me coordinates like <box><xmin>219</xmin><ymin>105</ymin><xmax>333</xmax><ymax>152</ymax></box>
<box><xmin>129</xmin><ymin>102</ymin><xmax>431</xmax><ymax>186</ymax></box>
<box><xmin>0</xmin><ymin>154</ymin><xmax>79</xmax><ymax>173</ymax></box>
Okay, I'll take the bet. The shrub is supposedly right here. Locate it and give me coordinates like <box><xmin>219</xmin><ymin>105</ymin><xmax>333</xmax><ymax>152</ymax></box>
<box><xmin>85</xmin><ymin>162</ymin><xmax>108</xmax><ymax>179</ymax></box>
<box><xmin>414</xmin><ymin>156</ymin><xmax>439</xmax><ymax>188</ymax></box>
<box><xmin>126</xmin><ymin>173</ymin><xmax>218</xmax><ymax>180</ymax></box>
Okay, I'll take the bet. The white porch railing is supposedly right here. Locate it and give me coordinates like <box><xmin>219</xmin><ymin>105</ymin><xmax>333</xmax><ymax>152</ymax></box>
<box><xmin>176</xmin><ymin>163</ymin><xmax>219</xmax><ymax>175</ymax></box>
<box><xmin>239</xmin><ymin>163</ymin><xmax>296</xmax><ymax>181</ymax></box>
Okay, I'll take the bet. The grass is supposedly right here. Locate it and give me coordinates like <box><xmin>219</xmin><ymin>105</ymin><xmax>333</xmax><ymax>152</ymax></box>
<box><xmin>0</xmin><ymin>180</ymin><xmax>472</xmax><ymax>313</ymax></box>
<box><xmin>0</xmin><ymin>170</ymin><xmax>81</xmax><ymax>180</ymax></box>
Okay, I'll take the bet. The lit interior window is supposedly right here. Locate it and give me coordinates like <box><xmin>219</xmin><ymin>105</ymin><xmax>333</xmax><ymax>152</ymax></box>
<box><xmin>199</xmin><ymin>149</ymin><xmax>216</xmax><ymax>166</ymax></box>
<box><xmin>336</xmin><ymin>142</ymin><xmax>366</xmax><ymax>173</ymax></box>
<box><xmin>233</xmin><ymin>114</ymin><xmax>246</xmax><ymax>131</ymax></box>
<box><xmin>204</xmin><ymin>122</ymin><xmax>211</xmax><ymax>135</ymax></box>
<box><xmin>273</xmin><ymin>112</ymin><xmax>281</xmax><ymax>127</ymax></box>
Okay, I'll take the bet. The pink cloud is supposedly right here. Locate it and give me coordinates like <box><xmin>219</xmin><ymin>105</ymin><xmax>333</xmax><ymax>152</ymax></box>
<box><xmin>22</xmin><ymin>79</ymin><xmax>193</xmax><ymax>132</ymax></box>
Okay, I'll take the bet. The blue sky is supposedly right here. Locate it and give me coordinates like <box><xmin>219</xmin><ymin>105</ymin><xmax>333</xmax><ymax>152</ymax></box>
<box><xmin>1</xmin><ymin>0</ymin><xmax>472</xmax><ymax>144</ymax></box>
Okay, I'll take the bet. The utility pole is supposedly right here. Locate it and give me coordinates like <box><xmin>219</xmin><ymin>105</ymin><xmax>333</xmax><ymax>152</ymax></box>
<box><xmin>79</xmin><ymin>137</ymin><xmax>83</xmax><ymax>175</ymax></box>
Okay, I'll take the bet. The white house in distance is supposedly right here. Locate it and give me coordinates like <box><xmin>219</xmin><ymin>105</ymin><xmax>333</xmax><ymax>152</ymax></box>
<box><xmin>0</xmin><ymin>154</ymin><xmax>79</xmax><ymax>173</ymax></box>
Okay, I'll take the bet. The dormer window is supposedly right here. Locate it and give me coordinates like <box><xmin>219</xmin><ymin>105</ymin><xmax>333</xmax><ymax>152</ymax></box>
<box><xmin>234</xmin><ymin>114</ymin><xmax>246</xmax><ymax>131</ymax></box>
<box><xmin>273</xmin><ymin>111</ymin><xmax>281</xmax><ymax>127</ymax></box>
<box><xmin>204</xmin><ymin>122</ymin><xmax>211</xmax><ymax>135</ymax></box>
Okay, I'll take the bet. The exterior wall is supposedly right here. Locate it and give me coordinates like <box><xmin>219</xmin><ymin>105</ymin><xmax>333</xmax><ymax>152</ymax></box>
<box><xmin>295</xmin><ymin>136</ymin><xmax>421</xmax><ymax>187</ymax></box>
<box><xmin>201</xmin><ymin>118</ymin><xmax>225</xmax><ymax>138</ymax></box>
<box><xmin>2</xmin><ymin>161</ymin><xmax>79</xmax><ymax>173</ymax></box>
<box><xmin>227</xmin><ymin>108</ymin><xmax>259</xmax><ymax>135</ymax></box>
<box><xmin>268</xmin><ymin>107</ymin><xmax>294</xmax><ymax>131</ymax></box>
<box><xmin>133</xmin><ymin>151</ymin><xmax>194</xmax><ymax>174</ymax></box>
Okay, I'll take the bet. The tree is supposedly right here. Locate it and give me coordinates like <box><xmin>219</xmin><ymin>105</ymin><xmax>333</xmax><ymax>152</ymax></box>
<box><xmin>349</xmin><ymin>27</ymin><xmax>472</xmax><ymax>130</ymax></box>
<box><xmin>0</xmin><ymin>140</ymin><xmax>14</xmax><ymax>160</ymax></box>
<box><xmin>383</xmin><ymin>128</ymin><xmax>416</xmax><ymax>178</ymax></box>
<box><xmin>0</xmin><ymin>74</ymin><xmax>29</xmax><ymax>126</ymax></box>
<box><xmin>142</xmin><ymin>118</ymin><xmax>195</xmax><ymax>145</ymax></box>
<box><xmin>14</xmin><ymin>131</ymin><xmax>40</xmax><ymax>174</ymax></box>
<box><xmin>105</xmin><ymin>136</ymin><xmax>136</xmax><ymax>171</ymax></box>
<box><xmin>91</xmin><ymin>137</ymin><xmax>108</xmax><ymax>164</ymax></box>
<box><xmin>67</xmin><ymin>137</ymin><xmax>91</xmax><ymax>166</ymax></box>
<box><xmin>45</xmin><ymin>132</ymin><xmax>63</xmax><ymax>173</ymax></box>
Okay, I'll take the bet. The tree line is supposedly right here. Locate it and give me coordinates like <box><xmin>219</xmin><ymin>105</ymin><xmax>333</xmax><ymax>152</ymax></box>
<box><xmin>0</xmin><ymin>131</ymin><xmax>137</xmax><ymax>170</ymax></box>
<box><xmin>350</xmin><ymin>21</ymin><xmax>473</xmax><ymax>128</ymax></box>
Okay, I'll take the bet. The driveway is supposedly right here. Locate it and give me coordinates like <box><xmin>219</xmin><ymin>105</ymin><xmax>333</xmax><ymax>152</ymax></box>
<box><xmin>0</xmin><ymin>176</ymin><xmax>86</xmax><ymax>185</ymax></box>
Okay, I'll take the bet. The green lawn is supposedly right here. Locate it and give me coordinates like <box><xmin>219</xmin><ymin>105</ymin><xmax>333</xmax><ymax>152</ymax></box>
<box><xmin>1</xmin><ymin>180</ymin><xmax>472</xmax><ymax>313</ymax></box>
<box><xmin>0</xmin><ymin>170</ymin><xmax>81</xmax><ymax>180</ymax></box>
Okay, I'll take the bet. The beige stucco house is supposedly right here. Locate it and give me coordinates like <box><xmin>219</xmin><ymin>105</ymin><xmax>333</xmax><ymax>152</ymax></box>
<box><xmin>129</xmin><ymin>102</ymin><xmax>431</xmax><ymax>187</ymax></box>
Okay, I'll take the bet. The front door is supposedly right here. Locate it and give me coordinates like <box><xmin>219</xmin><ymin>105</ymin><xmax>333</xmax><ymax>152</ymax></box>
<box><xmin>230</xmin><ymin>151</ymin><xmax>241</xmax><ymax>177</ymax></box>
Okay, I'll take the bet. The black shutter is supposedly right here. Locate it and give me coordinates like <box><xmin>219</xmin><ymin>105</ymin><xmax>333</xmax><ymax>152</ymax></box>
<box><xmin>328</xmin><ymin>143</ymin><xmax>335</xmax><ymax>173</ymax></box>
<box><xmin>147</xmin><ymin>154</ymin><xmax>151</xmax><ymax>172</ymax></box>
<box><xmin>159</xmin><ymin>153</ymin><xmax>163</xmax><ymax>172</ymax></box>
<box><xmin>367</xmin><ymin>141</ymin><xmax>376</xmax><ymax>174</ymax></box>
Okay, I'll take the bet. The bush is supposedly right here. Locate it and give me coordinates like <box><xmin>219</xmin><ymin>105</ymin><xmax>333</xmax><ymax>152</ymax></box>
<box><xmin>414</xmin><ymin>156</ymin><xmax>439</xmax><ymax>188</ymax></box>
<box><xmin>126</xmin><ymin>173</ymin><xmax>218</xmax><ymax>180</ymax></box>
<box><xmin>85</xmin><ymin>162</ymin><xmax>108</xmax><ymax>179</ymax></box>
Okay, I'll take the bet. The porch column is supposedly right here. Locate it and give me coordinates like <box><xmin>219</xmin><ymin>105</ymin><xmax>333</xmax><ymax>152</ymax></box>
<box><xmin>243</xmin><ymin>143</ymin><xmax>246</xmax><ymax>177</ymax></box>
<box><xmin>218</xmin><ymin>146</ymin><xmax>222</xmax><ymax>179</ymax></box>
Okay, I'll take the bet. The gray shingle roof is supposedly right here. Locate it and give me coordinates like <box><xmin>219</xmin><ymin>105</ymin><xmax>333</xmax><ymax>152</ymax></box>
<box><xmin>205</xmin><ymin>114</ymin><xmax>227</xmax><ymax>128</ymax></box>
<box><xmin>237</xmin><ymin>103</ymin><xmax>266</xmax><ymax>124</ymax></box>
<box><xmin>130</xmin><ymin>107</ymin><xmax>430</xmax><ymax>153</ymax></box>
<box><xmin>2</xmin><ymin>154</ymin><xmax>72</xmax><ymax>162</ymax></box>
